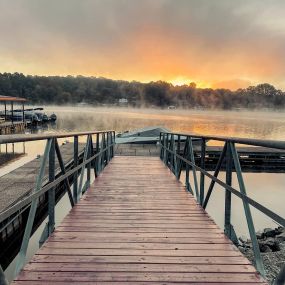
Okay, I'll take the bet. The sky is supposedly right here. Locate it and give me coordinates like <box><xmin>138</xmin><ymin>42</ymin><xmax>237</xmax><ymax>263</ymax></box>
<box><xmin>0</xmin><ymin>0</ymin><xmax>285</xmax><ymax>90</ymax></box>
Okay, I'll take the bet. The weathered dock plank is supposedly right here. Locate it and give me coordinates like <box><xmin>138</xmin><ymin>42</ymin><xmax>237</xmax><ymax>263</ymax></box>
<box><xmin>12</xmin><ymin>156</ymin><xmax>266</xmax><ymax>284</ymax></box>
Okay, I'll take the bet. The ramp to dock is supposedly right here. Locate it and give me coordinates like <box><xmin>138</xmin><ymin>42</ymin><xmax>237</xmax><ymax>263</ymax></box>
<box><xmin>13</xmin><ymin>156</ymin><xmax>266</xmax><ymax>284</ymax></box>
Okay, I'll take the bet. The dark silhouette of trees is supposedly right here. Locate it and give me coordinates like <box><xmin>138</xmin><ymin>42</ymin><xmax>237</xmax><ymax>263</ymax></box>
<box><xmin>0</xmin><ymin>72</ymin><xmax>284</xmax><ymax>109</ymax></box>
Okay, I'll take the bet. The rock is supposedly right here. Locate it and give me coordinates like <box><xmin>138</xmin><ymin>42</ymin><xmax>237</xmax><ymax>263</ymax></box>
<box><xmin>265</xmin><ymin>237</ymin><xmax>276</xmax><ymax>247</ymax></box>
<box><xmin>239</xmin><ymin>236</ymin><xmax>247</xmax><ymax>244</ymax></box>
<box><xmin>258</xmin><ymin>238</ymin><xmax>280</xmax><ymax>252</ymax></box>
<box><xmin>261</xmin><ymin>237</ymin><xmax>281</xmax><ymax>252</ymax></box>
<box><xmin>276</xmin><ymin>227</ymin><xmax>284</xmax><ymax>235</ymax></box>
<box><xmin>276</xmin><ymin>232</ymin><xmax>285</xmax><ymax>242</ymax></box>
<box><xmin>263</xmin><ymin>228</ymin><xmax>276</xmax><ymax>238</ymax></box>
<box><xmin>256</xmin><ymin>230</ymin><xmax>263</xmax><ymax>239</ymax></box>
<box><xmin>260</xmin><ymin>244</ymin><xmax>272</xmax><ymax>253</ymax></box>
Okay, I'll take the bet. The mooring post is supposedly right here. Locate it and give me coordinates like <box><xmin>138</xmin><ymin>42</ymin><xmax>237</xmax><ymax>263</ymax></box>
<box><xmin>48</xmin><ymin>138</ymin><xmax>55</xmax><ymax>235</ymax></box>
<box><xmin>73</xmin><ymin>135</ymin><xmax>79</xmax><ymax>203</ymax></box>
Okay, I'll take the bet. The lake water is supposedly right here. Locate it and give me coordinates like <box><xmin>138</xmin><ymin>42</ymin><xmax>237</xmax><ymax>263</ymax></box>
<box><xmin>1</xmin><ymin>106</ymin><xmax>285</xmax><ymax>281</ymax></box>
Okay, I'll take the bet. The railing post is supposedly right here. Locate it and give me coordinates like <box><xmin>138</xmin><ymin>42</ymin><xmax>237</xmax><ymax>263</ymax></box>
<box><xmin>55</xmin><ymin>140</ymin><xmax>74</xmax><ymax>207</ymax></box>
<box><xmin>230</xmin><ymin>142</ymin><xmax>265</xmax><ymax>277</ymax></box>
<box><xmin>87</xmin><ymin>137</ymin><xmax>91</xmax><ymax>189</ymax></box>
<box><xmin>185</xmin><ymin>137</ymin><xmax>193</xmax><ymax>195</ymax></box>
<box><xmin>78</xmin><ymin>135</ymin><xmax>91</xmax><ymax>195</ymax></box>
<box><xmin>170</xmin><ymin>134</ymin><xmax>174</xmax><ymax>172</ymax></box>
<box><xmin>73</xmin><ymin>135</ymin><xmax>79</xmax><ymax>203</ymax></box>
<box><xmin>0</xmin><ymin>265</ymin><xmax>8</xmax><ymax>285</ymax></box>
<box><xmin>224</xmin><ymin>142</ymin><xmax>232</xmax><ymax>239</ymax></box>
<box><xmin>199</xmin><ymin>138</ymin><xmax>206</xmax><ymax>205</ymax></box>
<box><xmin>48</xmin><ymin>138</ymin><xmax>55</xmax><ymax>235</ymax></box>
<box><xmin>108</xmin><ymin>132</ymin><xmax>112</xmax><ymax>161</ymax></box>
<box><xmin>188</xmin><ymin>137</ymin><xmax>199</xmax><ymax>201</ymax></box>
<box><xmin>14</xmin><ymin>139</ymin><xmax>52</xmax><ymax>278</ymax></box>
<box><xmin>203</xmin><ymin>143</ymin><xmax>227</xmax><ymax>209</ymax></box>
<box><xmin>171</xmin><ymin>134</ymin><xmax>178</xmax><ymax>177</ymax></box>
<box><xmin>163</xmin><ymin>133</ymin><xmax>167</xmax><ymax>165</ymax></box>
<box><xmin>160</xmin><ymin>133</ymin><xmax>164</xmax><ymax>160</ymax></box>
<box><xmin>95</xmin><ymin>133</ymin><xmax>100</xmax><ymax>176</ymax></box>
<box><xmin>112</xmin><ymin>132</ymin><xmax>116</xmax><ymax>158</ymax></box>
<box><xmin>102</xmin><ymin>132</ymin><xmax>105</xmax><ymax>167</ymax></box>
<box><xmin>177</xmin><ymin>135</ymin><xmax>181</xmax><ymax>178</ymax></box>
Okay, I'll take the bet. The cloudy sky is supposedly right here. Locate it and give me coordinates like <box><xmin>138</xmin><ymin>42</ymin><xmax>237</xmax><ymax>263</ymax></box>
<box><xmin>0</xmin><ymin>0</ymin><xmax>285</xmax><ymax>89</ymax></box>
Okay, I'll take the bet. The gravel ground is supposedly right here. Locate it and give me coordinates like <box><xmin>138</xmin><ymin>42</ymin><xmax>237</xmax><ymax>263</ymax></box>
<box><xmin>240</xmin><ymin>242</ymin><xmax>285</xmax><ymax>284</ymax></box>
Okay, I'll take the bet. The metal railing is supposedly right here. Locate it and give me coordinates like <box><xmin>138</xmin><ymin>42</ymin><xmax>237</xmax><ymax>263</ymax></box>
<box><xmin>0</xmin><ymin>130</ymin><xmax>115</xmax><ymax>283</ymax></box>
<box><xmin>159</xmin><ymin>131</ymin><xmax>285</xmax><ymax>280</ymax></box>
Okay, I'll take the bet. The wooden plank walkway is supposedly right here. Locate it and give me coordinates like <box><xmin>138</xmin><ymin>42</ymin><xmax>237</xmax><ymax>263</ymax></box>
<box><xmin>12</xmin><ymin>156</ymin><xmax>266</xmax><ymax>284</ymax></box>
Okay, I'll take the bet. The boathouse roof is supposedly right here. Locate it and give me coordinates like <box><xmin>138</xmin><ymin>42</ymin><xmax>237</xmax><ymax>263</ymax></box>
<box><xmin>0</xmin><ymin>95</ymin><xmax>27</xmax><ymax>102</ymax></box>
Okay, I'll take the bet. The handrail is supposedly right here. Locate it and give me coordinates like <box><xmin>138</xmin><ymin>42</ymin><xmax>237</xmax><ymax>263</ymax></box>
<box><xmin>0</xmin><ymin>130</ymin><xmax>115</xmax><ymax>280</ymax></box>
<box><xmin>159</xmin><ymin>131</ymin><xmax>285</xmax><ymax>280</ymax></box>
<box><xmin>0</xmin><ymin>143</ymin><xmax>113</xmax><ymax>223</ymax></box>
<box><xmin>161</xmin><ymin>131</ymin><xmax>285</xmax><ymax>150</ymax></box>
<box><xmin>0</xmin><ymin>130</ymin><xmax>114</xmax><ymax>144</ymax></box>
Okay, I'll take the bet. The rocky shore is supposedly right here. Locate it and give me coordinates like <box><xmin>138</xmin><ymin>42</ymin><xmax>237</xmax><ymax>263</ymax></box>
<box><xmin>238</xmin><ymin>227</ymin><xmax>285</xmax><ymax>284</ymax></box>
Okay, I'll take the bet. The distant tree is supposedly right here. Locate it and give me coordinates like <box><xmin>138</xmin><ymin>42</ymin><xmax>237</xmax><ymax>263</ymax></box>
<box><xmin>0</xmin><ymin>72</ymin><xmax>284</xmax><ymax>109</ymax></box>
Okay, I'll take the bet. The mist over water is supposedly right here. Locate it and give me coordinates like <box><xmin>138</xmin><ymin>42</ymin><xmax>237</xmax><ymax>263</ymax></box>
<box><xmin>44</xmin><ymin>106</ymin><xmax>285</xmax><ymax>141</ymax></box>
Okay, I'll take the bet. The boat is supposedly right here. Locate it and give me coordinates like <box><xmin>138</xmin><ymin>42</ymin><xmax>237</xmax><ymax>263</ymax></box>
<box><xmin>49</xmin><ymin>113</ymin><xmax>57</xmax><ymax>121</ymax></box>
<box><xmin>7</xmin><ymin>107</ymin><xmax>57</xmax><ymax>123</ymax></box>
<box><xmin>115</xmin><ymin>126</ymin><xmax>204</xmax><ymax>145</ymax></box>
<box><xmin>0</xmin><ymin>111</ymin><xmax>41</xmax><ymax>124</ymax></box>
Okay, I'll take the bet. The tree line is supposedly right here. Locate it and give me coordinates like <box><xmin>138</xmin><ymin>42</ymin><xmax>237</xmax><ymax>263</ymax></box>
<box><xmin>0</xmin><ymin>72</ymin><xmax>285</xmax><ymax>109</ymax></box>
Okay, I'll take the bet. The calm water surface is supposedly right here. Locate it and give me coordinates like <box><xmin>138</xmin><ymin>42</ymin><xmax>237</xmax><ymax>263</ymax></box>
<box><xmin>1</xmin><ymin>106</ymin><xmax>285</xmax><ymax>280</ymax></box>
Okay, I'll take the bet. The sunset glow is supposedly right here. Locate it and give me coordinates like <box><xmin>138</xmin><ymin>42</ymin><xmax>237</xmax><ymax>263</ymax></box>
<box><xmin>0</xmin><ymin>0</ymin><xmax>285</xmax><ymax>90</ymax></box>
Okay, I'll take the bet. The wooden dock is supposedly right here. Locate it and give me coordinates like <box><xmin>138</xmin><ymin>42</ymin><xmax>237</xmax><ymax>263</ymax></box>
<box><xmin>0</xmin><ymin>122</ymin><xmax>26</xmax><ymax>135</ymax></box>
<box><xmin>12</xmin><ymin>156</ymin><xmax>266</xmax><ymax>284</ymax></box>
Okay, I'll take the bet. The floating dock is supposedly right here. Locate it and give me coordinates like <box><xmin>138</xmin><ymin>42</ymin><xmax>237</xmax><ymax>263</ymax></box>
<box><xmin>12</xmin><ymin>156</ymin><xmax>266</xmax><ymax>284</ymax></box>
<box><xmin>115</xmin><ymin>144</ymin><xmax>285</xmax><ymax>172</ymax></box>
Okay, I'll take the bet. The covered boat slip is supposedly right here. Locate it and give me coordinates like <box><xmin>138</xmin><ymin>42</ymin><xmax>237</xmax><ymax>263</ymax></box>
<box><xmin>12</xmin><ymin>156</ymin><xmax>266</xmax><ymax>284</ymax></box>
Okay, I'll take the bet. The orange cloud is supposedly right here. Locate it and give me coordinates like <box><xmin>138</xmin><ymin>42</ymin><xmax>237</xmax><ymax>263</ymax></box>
<box><xmin>1</xmin><ymin>1</ymin><xmax>285</xmax><ymax>90</ymax></box>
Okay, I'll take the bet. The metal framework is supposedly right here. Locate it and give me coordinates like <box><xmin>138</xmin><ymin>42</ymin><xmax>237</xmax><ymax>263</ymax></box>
<box><xmin>159</xmin><ymin>131</ymin><xmax>285</xmax><ymax>280</ymax></box>
<box><xmin>0</xmin><ymin>130</ymin><xmax>115</xmax><ymax>283</ymax></box>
